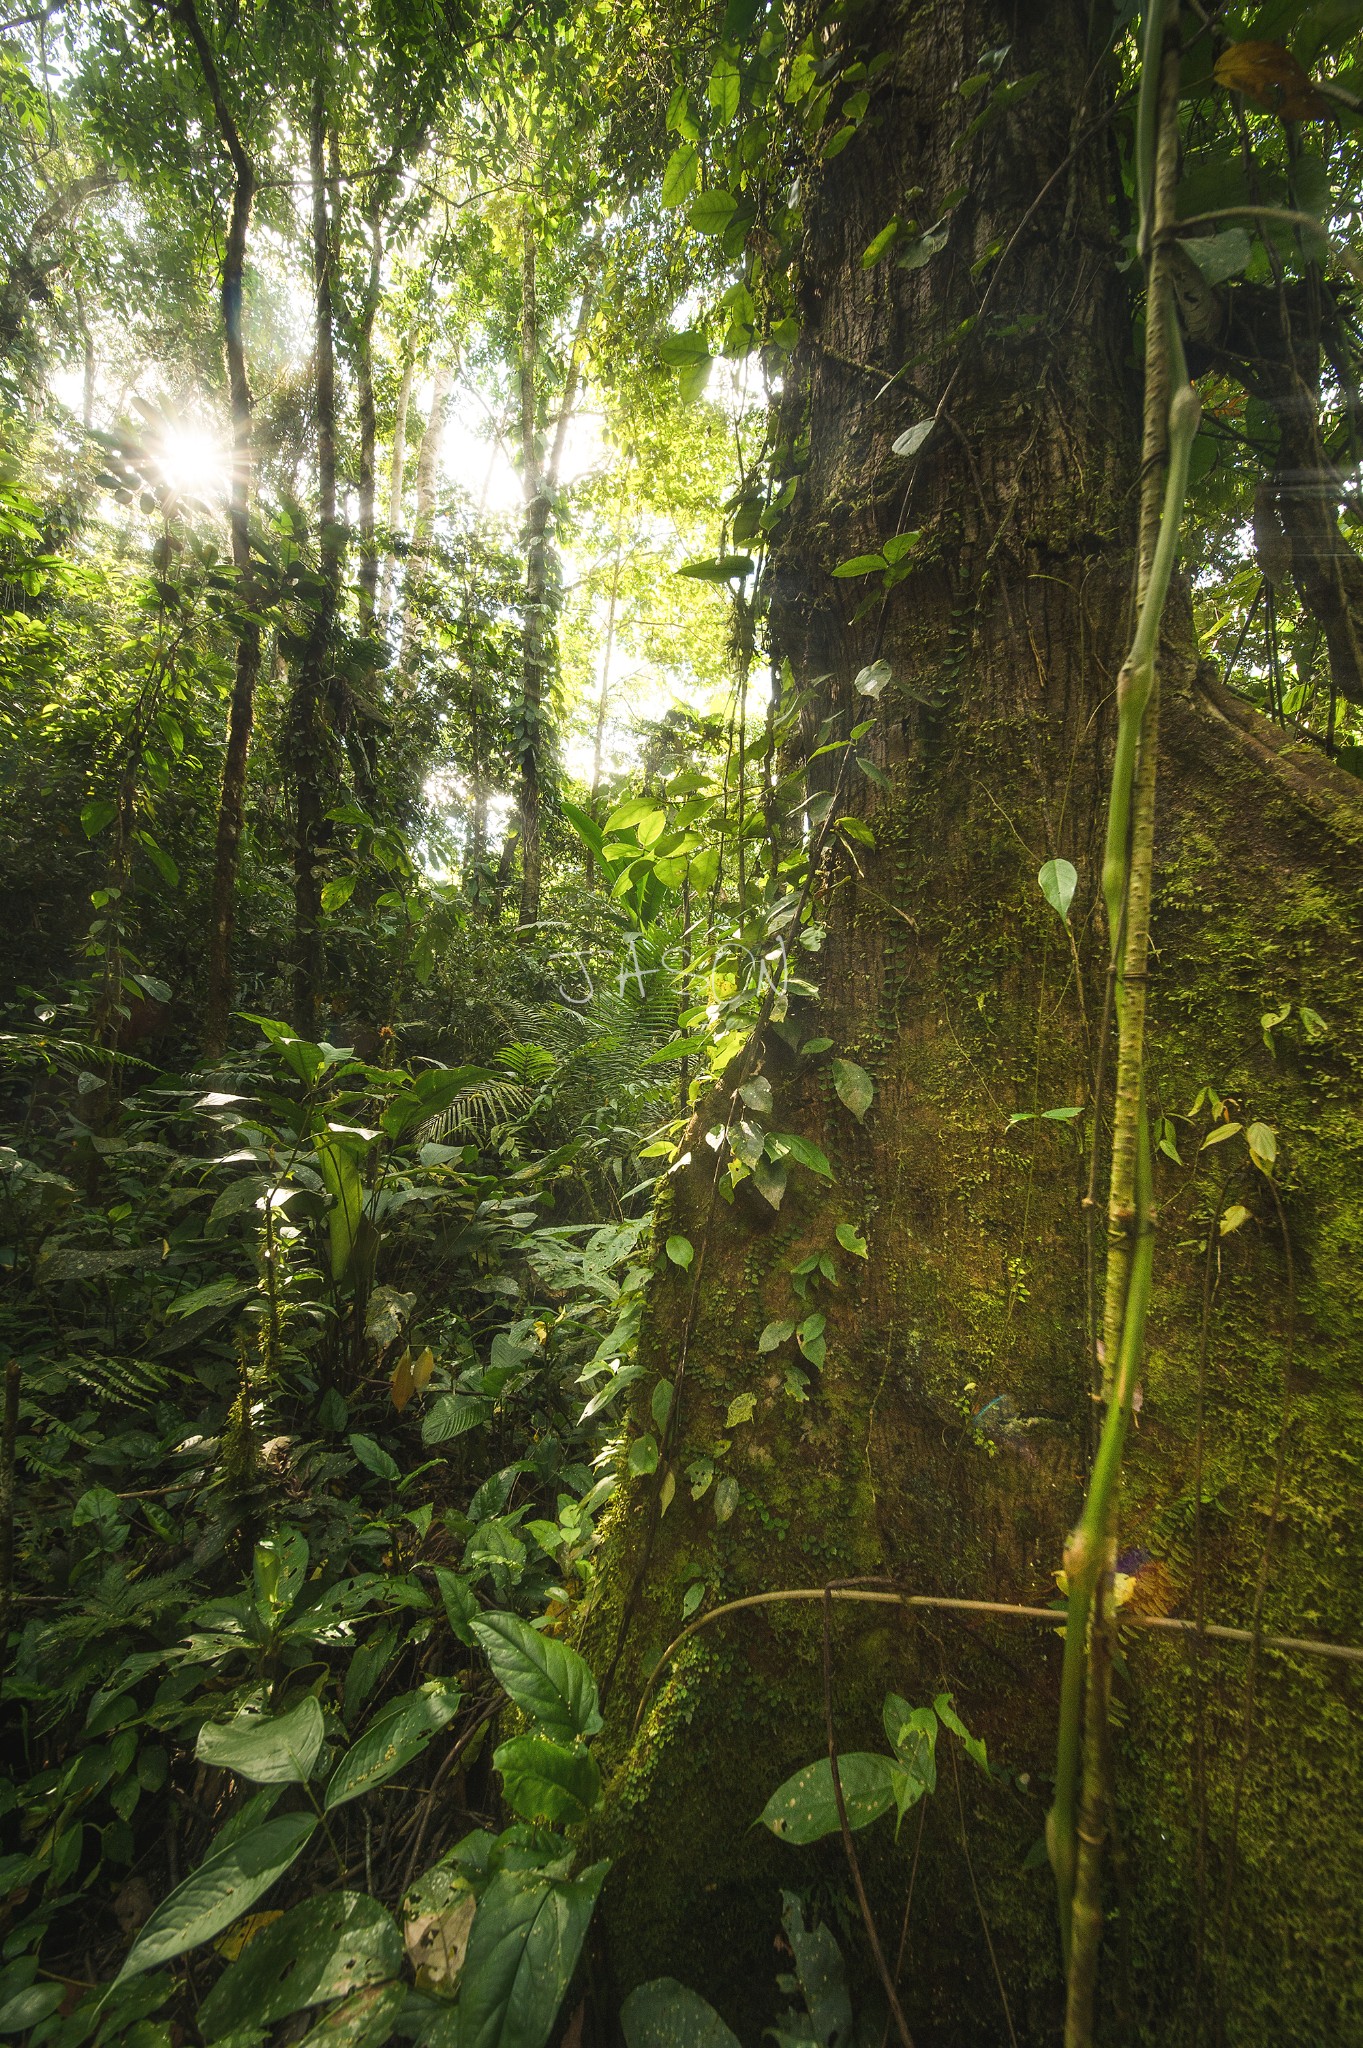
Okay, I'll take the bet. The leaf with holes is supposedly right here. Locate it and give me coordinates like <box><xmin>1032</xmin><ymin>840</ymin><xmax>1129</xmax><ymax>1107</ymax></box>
<box><xmin>116</xmin><ymin>1815</ymin><xmax>318</xmax><ymax>1981</ymax></box>
<box><xmin>757</xmin><ymin>1753</ymin><xmax>895</xmax><ymax>1843</ymax></box>
<box><xmin>198</xmin><ymin>1893</ymin><xmax>402</xmax><ymax>2038</ymax></box>
<box><xmin>196</xmin><ymin>1698</ymin><xmax>324</xmax><ymax>1785</ymax></box>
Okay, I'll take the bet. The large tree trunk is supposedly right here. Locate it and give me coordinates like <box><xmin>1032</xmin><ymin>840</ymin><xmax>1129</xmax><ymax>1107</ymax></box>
<box><xmin>173</xmin><ymin>0</ymin><xmax>262</xmax><ymax>1059</ymax></box>
<box><xmin>588</xmin><ymin>7</ymin><xmax>1363</xmax><ymax>2046</ymax></box>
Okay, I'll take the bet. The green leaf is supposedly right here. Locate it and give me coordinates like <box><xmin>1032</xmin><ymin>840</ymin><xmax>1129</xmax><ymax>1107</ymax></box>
<box><xmin>778</xmin><ymin>1132</ymin><xmax>834</xmax><ymax>1179</ymax></box>
<box><xmin>666</xmin><ymin>1234</ymin><xmax>694</xmax><ymax>1270</ymax></box>
<box><xmin>80</xmin><ymin>797</ymin><xmax>118</xmax><ymax>838</ymax></box>
<box><xmin>1246</xmin><ymin>1121</ymin><xmax>1277</xmax><ymax>1174</ymax></box>
<box><xmin>1037</xmin><ymin>857</ymin><xmax>1077</xmax><ymax>922</ymax></box>
<box><xmin>752</xmin><ymin>1157</ymin><xmax>788</xmax><ymax>1210</ymax></box>
<box><xmin>891</xmin><ymin>420</ymin><xmax>934</xmax><ymax>459</ymax></box>
<box><xmin>348</xmin><ymin>1433</ymin><xmax>399</xmax><ymax>1483</ymax></box>
<box><xmin>832</xmin><ymin>552</ymin><xmax>887</xmax><ymax>578</ymax></box>
<box><xmin>628</xmin><ymin>1434</ymin><xmax>660</xmax><ymax>1476</ymax></box>
<box><xmin>656</xmin><ymin>331</ymin><xmax>710</xmax><ymax>369</ymax></box>
<box><xmin>0</xmin><ymin>1986</ymin><xmax>64</xmax><ymax>2034</ymax></box>
<box><xmin>882</xmin><ymin>531</ymin><xmax>921</xmax><ymax>564</ymax></box>
<box><xmin>457</xmin><ymin>1861</ymin><xmax>609</xmax><ymax>2048</ymax></box>
<box><xmin>295</xmin><ymin>1981</ymin><xmax>406</xmax><ymax>2048</ymax></box>
<box><xmin>116</xmin><ymin>1814</ymin><xmax>317</xmax><ymax>1982</ymax></box>
<box><xmin>677</xmin><ymin>554</ymin><xmax>752</xmax><ymax>582</ymax></box>
<box><xmin>423</xmin><ymin>1393</ymin><xmax>494</xmax><ymax>1444</ymax></box>
<box><xmin>651</xmin><ymin>1379</ymin><xmax>674</xmax><ymax>1432</ymax></box>
<box><xmin>862</xmin><ymin>219</ymin><xmax>902</xmax><ymax>266</ymax></box>
<box><xmin>196</xmin><ymin>1697</ymin><xmax>324</xmax><ymax>1784</ymax></box>
<box><xmin>758</xmin><ymin>1319</ymin><xmax>794</xmax><ymax>1352</ymax></box>
<box><xmin>689</xmin><ymin>190</ymin><xmax>738</xmax><ymax>234</ymax></box>
<box><xmin>739</xmin><ymin>1075</ymin><xmax>772</xmax><ymax>1114</ymax></box>
<box><xmin>725</xmin><ymin>1392</ymin><xmax>756</xmax><ymax>1427</ymax></box>
<box><xmin>494</xmin><ymin>1734</ymin><xmax>602</xmax><ymax>1826</ymax></box>
<box><xmin>1220</xmin><ymin>1203</ymin><xmax>1251</xmax><ymax>1236</ymax></box>
<box><xmin>470</xmin><ymin>1612</ymin><xmax>603</xmax><ymax>1741</ymax></box>
<box><xmin>324</xmin><ymin>1680</ymin><xmax>462</xmax><ymax>1810</ymax></box>
<box><xmin>708</xmin><ymin>51</ymin><xmax>741</xmax><ymax>121</ymax></box>
<box><xmin>321</xmin><ymin>875</ymin><xmax>356</xmax><ymax>913</ymax></box>
<box><xmin>713</xmin><ymin>1473</ymin><xmax>740</xmax><ymax>1524</ymax></box>
<box><xmin>662</xmin><ymin>143</ymin><xmax>700</xmax><ymax>208</ymax></box>
<box><xmin>934</xmin><ymin>1691</ymin><xmax>988</xmax><ymax>1770</ymax></box>
<box><xmin>621</xmin><ymin>1979</ymin><xmax>742</xmax><ymax>2048</ymax></box>
<box><xmin>853</xmin><ymin>660</ymin><xmax>890</xmax><ymax>696</ymax></box>
<box><xmin>1201</xmin><ymin>1121</ymin><xmax>1243</xmax><ymax>1150</ymax></box>
<box><xmin>831</xmin><ymin>1059</ymin><xmax>873</xmax><ymax>1120</ymax></box>
<box><xmin>1183</xmin><ymin>227</ymin><xmax>1252</xmax><ymax>285</ymax></box>
<box><xmin>199</xmin><ymin>1893</ymin><xmax>402</xmax><ymax>2037</ymax></box>
<box><xmin>835</xmin><ymin>1222</ymin><xmax>868</xmax><ymax>1257</ymax></box>
<box><xmin>757</xmin><ymin>1753</ymin><xmax>895</xmax><ymax>1842</ymax></box>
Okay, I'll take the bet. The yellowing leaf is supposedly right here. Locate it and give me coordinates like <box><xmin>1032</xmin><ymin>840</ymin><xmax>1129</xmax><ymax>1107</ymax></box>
<box><xmin>411</xmin><ymin>1347</ymin><xmax>436</xmax><ymax>1392</ymax></box>
<box><xmin>1247</xmin><ymin>1120</ymin><xmax>1278</xmax><ymax>1174</ymax></box>
<box><xmin>1213</xmin><ymin>41</ymin><xmax>1329</xmax><ymax>119</ymax></box>
<box><xmin>390</xmin><ymin>1348</ymin><xmax>415</xmax><ymax>1413</ymax></box>
<box><xmin>214</xmin><ymin>1911</ymin><xmax>283</xmax><ymax>1961</ymax></box>
<box><xmin>1220</xmin><ymin>1204</ymin><xmax>1251</xmax><ymax>1236</ymax></box>
<box><xmin>725</xmin><ymin>1392</ymin><xmax>756</xmax><ymax>1428</ymax></box>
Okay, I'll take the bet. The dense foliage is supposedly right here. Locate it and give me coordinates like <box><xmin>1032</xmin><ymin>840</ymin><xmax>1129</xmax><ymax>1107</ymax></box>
<box><xmin>3</xmin><ymin>0</ymin><xmax>1363</xmax><ymax>2044</ymax></box>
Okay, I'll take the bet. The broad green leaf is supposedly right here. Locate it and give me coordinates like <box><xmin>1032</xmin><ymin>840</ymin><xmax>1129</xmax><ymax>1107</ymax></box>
<box><xmin>831</xmin><ymin>1059</ymin><xmax>873</xmax><ymax>1120</ymax></box>
<box><xmin>456</xmin><ymin>1861</ymin><xmax>609</xmax><ymax>2048</ymax></box>
<box><xmin>1183</xmin><ymin>226</ymin><xmax>1253</xmax><ymax>284</ymax></box>
<box><xmin>628</xmin><ymin>1434</ymin><xmax>660</xmax><ymax>1476</ymax></box>
<box><xmin>0</xmin><ymin>1986</ymin><xmax>64</xmax><ymax>2033</ymax></box>
<box><xmin>494</xmin><ymin>1734</ymin><xmax>602</xmax><ymax>1826</ymax></box>
<box><xmin>116</xmin><ymin>1814</ymin><xmax>317</xmax><ymax>1981</ymax></box>
<box><xmin>713</xmin><ymin>1473</ymin><xmax>740</xmax><ymax>1524</ymax></box>
<box><xmin>621</xmin><ymin>1978</ymin><xmax>741</xmax><ymax>2048</ymax></box>
<box><xmin>349</xmin><ymin>1433</ymin><xmax>399</xmax><ymax>1483</ymax></box>
<box><xmin>882</xmin><ymin>531</ymin><xmax>921</xmax><ymax>564</ymax></box>
<box><xmin>650</xmin><ymin>1379</ymin><xmax>673</xmax><ymax>1432</ymax></box>
<box><xmin>1037</xmin><ymin>857</ymin><xmax>1078</xmax><ymax>922</ymax></box>
<box><xmin>853</xmin><ymin>660</ymin><xmax>890</xmax><ymax>696</ymax></box>
<box><xmin>757</xmin><ymin>1753</ymin><xmax>895</xmax><ymax>1843</ymax></box>
<box><xmin>1247</xmin><ymin>1120</ymin><xmax>1277</xmax><ymax>1174</ymax></box>
<box><xmin>707</xmin><ymin>52</ymin><xmax>741</xmax><ymax>121</ymax></box>
<box><xmin>689</xmin><ymin>190</ymin><xmax>738</xmax><ymax>235</ymax></box>
<box><xmin>1201</xmin><ymin>1121</ymin><xmax>1243</xmax><ymax>1150</ymax></box>
<box><xmin>665</xmin><ymin>1234</ymin><xmax>694</xmax><ymax>1269</ymax></box>
<box><xmin>80</xmin><ymin>797</ymin><xmax>118</xmax><ymax>838</ymax></box>
<box><xmin>321</xmin><ymin>875</ymin><xmax>356</xmax><ymax>913</ymax></box>
<box><xmin>779</xmin><ymin>1891</ymin><xmax>853</xmax><ymax>2048</ymax></box>
<box><xmin>423</xmin><ymin>1393</ymin><xmax>494</xmax><ymax>1444</ymax></box>
<box><xmin>832</xmin><ymin>552</ymin><xmax>886</xmax><ymax>578</ymax></box>
<box><xmin>198</xmin><ymin>1893</ymin><xmax>401</xmax><ymax>2037</ymax></box>
<box><xmin>295</xmin><ymin>1981</ymin><xmax>407</xmax><ymax>2048</ymax></box>
<box><xmin>778</xmin><ymin>1133</ymin><xmax>833</xmax><ymax>1179</ymax></box>
<box><xmin>196</xmin><ymin>1697</ymin><xmax>324</xmax><ymax>1784</ymax></box>
<box><xmin>325</xmin><ymin>1680</ymin><xmax>462</xmax><ymax>1810</ymax></box>
<box><xmin>739</xmin><ymin>1076</ymin><xmax>772</xmax><ymax>1114</ymax></box>
<box><xmin>752</xmin><ymin>1157</ymin><xmax>787</xmax><ymax>1210</ymax></box>
<box><xmin>661</xmin><ymin>143</ymin><xmax>699</xmax><ymax>208</ymax></box>
<box><xmin>758</xmin><ymin>1319</ymin><xmax>794</xmax><ymax>1352</ymax></box>
<box><xmin>1220</xmin><ymin>1204</ymin><xmax>1251</xmax><ymax>1236</ymax></box>
<box><xmin>470</xmin><ymin>1612</ymin><xmax>603</xmax><ymax>1741</ymax></box>
<box><xmin>862</xmin><ymin>218</ymin><xmax>901</xmax><ymax>267</ymax></box>
<box><xmin>314</xmin><ymin>1134</ymin><xmax>367</xmax><ymax>1287</ymax></box>
<box><xmin>835</xmin><ymin>1222</ymin><xmax>868</xmax><ymax>1257</ymax></box>
<box><xmin>892</xmin><ymin>420</ymin><xmax>934</xmax><ymax>459</ymax></box>
<box><xmin>725</xmin><ymin>1392</ymin><xmax>756</xmax><ymax>1427</ymax></box>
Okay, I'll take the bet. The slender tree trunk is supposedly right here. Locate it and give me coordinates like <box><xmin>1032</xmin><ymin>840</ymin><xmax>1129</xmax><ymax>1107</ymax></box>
<box><xmin>173</xmin><ymin>0</ymin><xmax>261</xmax><ymax>1060</ymax></box>
<box><xmin>516</xmin><ymin>239</ymin><xmax>594</xmax><ymax>930</ymax></box>
<box><xmin>398</xmin><ymin>361</ymin><xmax>450</xmax><ymax>674</ymax></box>
<box><xmin>380</xmin><ymin>351</ymin><xmax>413</xmax><ymax>628</ymax></box>
<box><xmin>292</xmin><ymin>69</ymin><xmax>340</xmax><ymax>1038</ymax></box>
<box><xmin>588</xmin><ymin>6</ymin><xmax>1363</xmax><ymax>2043</ymax></box>
<box><xmin>516</xmin><ymin>213</ymin><xmax>547</xmax><ymax>930</ymax></box>
<box><xmin>356</xmin><ymin>188</ymin><xmax>384</xmax><ymax>630</ymax></box>
<box><xmin>585</xmin><ymin>527</ymin><xmax>623</xmax><ymax>889</ymax></box>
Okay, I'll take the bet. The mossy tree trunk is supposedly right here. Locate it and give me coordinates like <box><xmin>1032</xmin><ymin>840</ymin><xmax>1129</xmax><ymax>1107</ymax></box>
<box><xmin>587</xmin><ymin>6</ymin><xmax>1363</xmax><ymax>2045</ymax></box>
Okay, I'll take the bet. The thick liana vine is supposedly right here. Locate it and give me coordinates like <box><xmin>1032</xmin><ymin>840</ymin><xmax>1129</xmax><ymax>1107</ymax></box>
<box><xmin>1048</xmin><ymin>4</ymin><xmax>1201</xmax><ymax>2038</ymax></box>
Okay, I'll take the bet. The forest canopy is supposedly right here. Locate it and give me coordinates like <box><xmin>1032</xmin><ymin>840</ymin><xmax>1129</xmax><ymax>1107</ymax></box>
<box><xmin>3</xmin><ymin>1</ymin><xmax>1363</xmax><ymax>2045</ymax></box>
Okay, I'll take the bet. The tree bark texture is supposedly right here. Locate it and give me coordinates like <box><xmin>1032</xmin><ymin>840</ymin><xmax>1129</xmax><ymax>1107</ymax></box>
<box><xmin>587</xmin><ymin>7</ymin><xmax>1363</xmax><ymax>2045</ymax></box>
<box><xmin>517</xmin><ymin>213</ymin><xmax>548</xmax><ymax>930</ymax></box>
